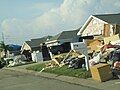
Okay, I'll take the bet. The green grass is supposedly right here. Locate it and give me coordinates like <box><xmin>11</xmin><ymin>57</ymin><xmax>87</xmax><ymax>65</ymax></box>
<box><xmin>26</xmin><ymin>63</ymin><xmax>91</xmax><ymax>79</ymax></box>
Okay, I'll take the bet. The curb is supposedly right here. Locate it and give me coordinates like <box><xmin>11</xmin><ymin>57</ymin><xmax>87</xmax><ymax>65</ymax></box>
<box><xmin>3</xmin><ymin>62</ymin><xmax>120</xmax><ymax>90</ymax></box>
<box><xmin>3</xmin><ymin>66</ymin><xmax>100</xmax><ymax>90</ymax></box>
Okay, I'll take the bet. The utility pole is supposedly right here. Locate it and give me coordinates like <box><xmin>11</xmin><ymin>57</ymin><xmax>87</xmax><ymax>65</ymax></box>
<box><xmin>2</xmin><ymin>32</ymin><xmax>5</xmax><ymax>43</ymax></box>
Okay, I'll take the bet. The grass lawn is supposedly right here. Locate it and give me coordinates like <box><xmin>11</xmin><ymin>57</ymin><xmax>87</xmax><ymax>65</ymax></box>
<box><xmin>26</xmin><ymin>63</ymin><xmax>91</xmax><ymax>79</ymax></box>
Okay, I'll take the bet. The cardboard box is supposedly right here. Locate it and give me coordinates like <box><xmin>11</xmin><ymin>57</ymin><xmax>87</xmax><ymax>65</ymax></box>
<box><xmin>90</xmin><ymin>63</ymin><xmax>113</xmax><ymax>82</ymax></box>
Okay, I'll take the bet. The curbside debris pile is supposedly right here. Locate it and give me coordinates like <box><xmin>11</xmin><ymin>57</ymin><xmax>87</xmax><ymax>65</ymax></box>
<box><xmin>89</xmin><ymin>34</ymin><xmax>120</xmax><ymax>82</ymax></box>
<box><xmin>41</xmin><ymin>34</ymin><xmax>120</xmax><ymax>82</ymax></box>
<box><xmin>40</xmin><ymin>50</ymin><xmax>86</xmax><ymax>72</ymax></box>
<box><xmin>4</xmin><ymin>54</ymin><xmax>30</xmax><ymax>67</ymax></box>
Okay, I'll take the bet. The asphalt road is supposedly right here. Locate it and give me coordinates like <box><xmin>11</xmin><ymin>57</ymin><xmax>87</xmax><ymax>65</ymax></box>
<box><xmin>0</xmin><ymin>69</ymin><xmax>97</xmax><ymax>90</ymax></box>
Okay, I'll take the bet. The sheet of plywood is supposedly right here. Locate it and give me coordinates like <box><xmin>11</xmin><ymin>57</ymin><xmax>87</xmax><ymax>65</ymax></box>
<box><xmin>104</xmin><ymin>34</ymin><xmax>120</xmax><ymax>44</ymax></box>
<box><xmin>89</xmin><ymin>39</ymin><xmax>102</xmax><ymax>51</ymax></box>
<box><xmin>103</xmin><ymin>24</ymin><xmax>110</xmax><ymax>37</ymax></box>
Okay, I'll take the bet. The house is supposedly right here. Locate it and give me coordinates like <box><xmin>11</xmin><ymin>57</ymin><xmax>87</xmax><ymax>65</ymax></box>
<box><xmin>21</xmin><ymin>36</ymin><xmax>52</xmax><ymax>53</ymax></box>
<box><xmin>77</xmin><ymin>13</ymin><xmax>120</xmax><ymax>38</ymax></box>
<box><xmin>21</xmin><ymin>36</ymin><xmax>52</xmax><ymax>61</ymax></box>
<box><xmin>45</xmin><ymin>29</ymin><xmax>80</xmax><ymax>55</ymax></box>
<box><xmin>77</xmin><ymin>13</ymin><xmax>120</xmax><ymax>53</ymax></box>
<box><xmin>76</xmin><ymin>13</ymin><xmax>120</xmax><ymax>70</ymax></box>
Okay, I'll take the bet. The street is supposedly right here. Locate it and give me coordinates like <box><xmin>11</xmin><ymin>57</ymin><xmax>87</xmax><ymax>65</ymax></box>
<box><xmin>0</xmin><ymin>69</ymin><xmax>97</xmax><ymax>90</ymax></box>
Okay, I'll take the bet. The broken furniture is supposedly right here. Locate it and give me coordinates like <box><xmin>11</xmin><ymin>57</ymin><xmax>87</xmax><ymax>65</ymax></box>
<box><xmin>90</xmin><ymin>63</ymin><xmax>113</xmax><ymax>82</ymax></box>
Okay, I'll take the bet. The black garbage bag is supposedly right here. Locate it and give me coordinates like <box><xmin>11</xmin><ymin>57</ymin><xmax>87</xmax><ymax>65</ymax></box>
<box><xmin>109</xmin><ymin>49</ymin><xmax>120</xmax><ymax>62</ymax></box>
<box><xmin>68</xmin><ymin>58</ymin><xmax>85</xmax><ymax>69</ymax></box>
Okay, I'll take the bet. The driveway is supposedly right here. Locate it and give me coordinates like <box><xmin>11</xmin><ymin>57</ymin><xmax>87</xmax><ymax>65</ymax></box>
<box><xmin>0</xmin><ymin>69</ymin><xmax>97</xmax><ymax>90</ymax></box>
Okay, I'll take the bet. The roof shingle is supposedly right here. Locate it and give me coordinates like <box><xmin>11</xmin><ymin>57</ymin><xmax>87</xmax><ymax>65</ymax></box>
<box><xmin>48</xmin><ymin>29</ymin><xmax>80</xmax><ymax>42</ymax></box>
<box><xmin>93</xmin><ymin>13</ymin><xmax>120</xmax><ymax>24</ymax></box>
<box><xmin>25</xmin><ymin>36</ymin><xmax>52</xmax><ymax>47</ymax></box>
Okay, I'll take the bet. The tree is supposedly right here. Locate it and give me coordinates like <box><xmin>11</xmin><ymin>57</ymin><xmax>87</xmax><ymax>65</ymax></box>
<box><xmin>0</xmin><ymin>41</ymin><xmax>8</xmax><ymax>58</ymax></box>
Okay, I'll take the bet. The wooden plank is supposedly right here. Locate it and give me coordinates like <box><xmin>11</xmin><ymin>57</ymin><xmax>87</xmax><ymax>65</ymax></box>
<box><xmin>103</xmin><ymin>24</ymin><xmax>110</xmax><ymax>37</ymax></box>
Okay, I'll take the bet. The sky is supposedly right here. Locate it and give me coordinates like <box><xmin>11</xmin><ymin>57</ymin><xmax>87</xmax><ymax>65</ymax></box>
<box><xmin>0</xmin><ymin>0</ymin><xmax>120</xmax><ymax>45</ymax></box>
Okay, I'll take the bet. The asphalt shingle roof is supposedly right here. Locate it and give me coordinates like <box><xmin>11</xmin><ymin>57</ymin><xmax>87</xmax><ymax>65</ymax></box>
<box><xmin>93</xmin><ymin>13</ymin><xmax>120</xmax><ymax>24</ymax></box>
<box><xmin>25</xmin><ymin>36</ymin><xmax>52</xmax><ymax>47</ymax></box>
<box><xmin>48</xmin><ymin>29</ymin><xmax>80</xmax><ymax>42</ymax></box>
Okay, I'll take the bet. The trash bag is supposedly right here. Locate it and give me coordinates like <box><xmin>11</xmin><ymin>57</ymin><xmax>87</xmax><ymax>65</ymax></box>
<box><xmin>109</xmin><ymin>49</ymin><xmax>120</xmax><ymax>62</ymax></box>
<box><xmin>68</xmin><ymin>58</ymin><xmax>85</xmax><ymax>69</ymax></box>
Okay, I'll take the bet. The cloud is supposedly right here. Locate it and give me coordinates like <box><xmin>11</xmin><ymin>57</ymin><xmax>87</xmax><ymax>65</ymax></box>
<box><xmin>1</xmin><ymin>0</ymin><xmax>120</xmax><ymax>44</ymax></box>
<box><xmin>1</xmin><ymin>19</ymin><xmax>32</xmax><ymax>44</ymax></box>
<box><xmin>114</xmin><ymin>1</ymin><xmax>120</xmax><ymax>8</ymax></box>
<box><xmin>31</xmin><ymin>2</ymin><xmax>60</xmax><ymax>12</ymax></box>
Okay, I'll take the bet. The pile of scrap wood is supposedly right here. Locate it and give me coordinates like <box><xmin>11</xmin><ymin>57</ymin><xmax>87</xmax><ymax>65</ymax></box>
<box><xmin>40</xmin><ymin>50</ymin><xmax>86</xmax><ymax>72</ymax></box>
<box><xmin>61</xmin><ymin>50</ymin><xmax>86</xmax><ymax>69</ymax></box>
<box><xmin>46</xmin><ymin>57</ymin><xmax>63</xmax><ymax>67</ymax></box>
<box><xmin>40</xmin><ymin>57</ymin><xmax>63</xmax><ymax>72</ymax></box>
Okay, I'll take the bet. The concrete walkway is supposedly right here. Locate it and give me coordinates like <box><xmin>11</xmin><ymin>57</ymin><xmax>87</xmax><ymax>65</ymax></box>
<box><xmin>3</xmin><ymin>62</ymin><xmax>120</xmax><ymax>90</ymax></box>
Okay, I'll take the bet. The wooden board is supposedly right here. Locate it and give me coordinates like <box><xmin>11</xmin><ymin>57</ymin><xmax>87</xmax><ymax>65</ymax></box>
<box><xmin>89</xmin><ymin>39</ymin><xmax>102</xmax><ymax>51</ymax></box>
<box><xmin>103</xmin><ymin>24</ymin><xmax>110</xmax><ymax>37</ymax></box>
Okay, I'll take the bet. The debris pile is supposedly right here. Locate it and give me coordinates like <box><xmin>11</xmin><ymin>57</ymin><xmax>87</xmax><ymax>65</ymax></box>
<box><xmin>89</xmin><ymin>35</ymin><xmax>120</xmax><ymax>68</ymax></box>
<box><xmin>43</xmin><ymin>34</ymin><xmax>120</xmax><ymax>82</ymax></box>
<box><xmin>40</xmin><ymin>35</ymin><xmax>120</xmax><ymax>82</ymax></box>
<box><xmin>6</xmin><ymin>55</ymin><xmax>28</xmax><ymax>67</ymax></box>
<box><xmin>89</xmin><ymin>34</ymin><xmax>120</xmax><ymax>81</ymax></box>
<box><xmin>40</xmin><ymin>50</ymin><xmax>86</xmax><ymax>73</ymax></box>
